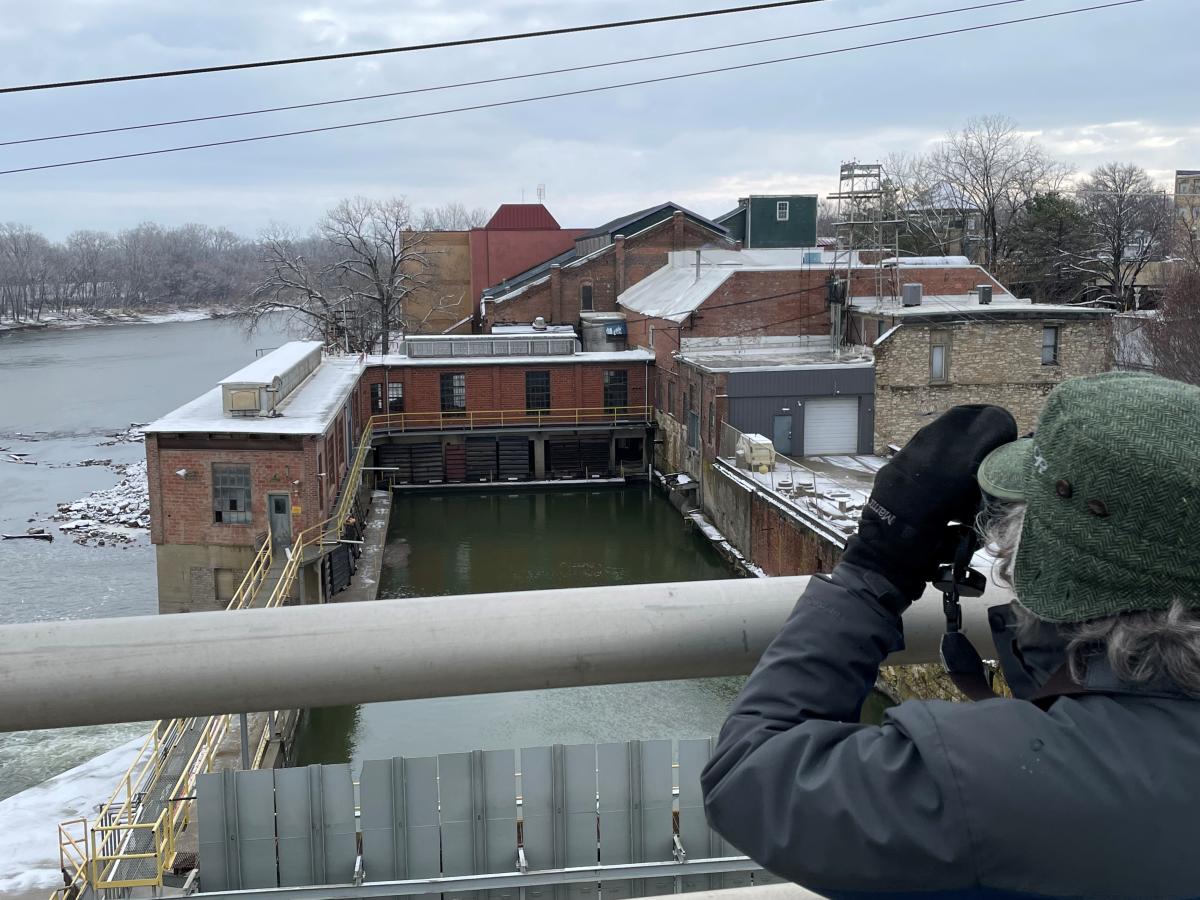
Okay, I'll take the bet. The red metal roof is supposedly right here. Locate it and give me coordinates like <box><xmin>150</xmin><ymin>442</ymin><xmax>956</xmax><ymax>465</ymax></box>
<box><xmin>484</xmin><ymin>204</ymin><xmax>562</xmax><ymax>231</ymax></box>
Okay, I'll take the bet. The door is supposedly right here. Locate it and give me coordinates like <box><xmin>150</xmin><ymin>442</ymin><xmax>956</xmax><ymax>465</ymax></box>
<box><xmin>268</xmin><ymin>493</ymin><xmax>293</xmax><ymax>549</ymax></box>
<box><xmin>802</xmin><ymin>397</ymin><xmax>860</xmax><ymax>456</ymax></box>
<box><xmin>772</xmin><ymin>414</ymin><xmax>793</xmax><ymax>456</ymax></box>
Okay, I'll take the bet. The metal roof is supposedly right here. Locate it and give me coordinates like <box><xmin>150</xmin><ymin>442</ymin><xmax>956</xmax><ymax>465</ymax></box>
<box><xmin>484</xmin><ymin>204</ymin><xmax>563</xmax><ymax>230</ymax></box>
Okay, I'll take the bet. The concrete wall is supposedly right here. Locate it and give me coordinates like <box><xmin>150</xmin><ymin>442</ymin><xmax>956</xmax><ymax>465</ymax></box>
<box><xmin>155</xmin><ymin>543</ymin><xmax>260</xmax><ymax>614</ymax></box>
<box><xmin>408</xmin><ymin>231</ymin><xmax>473</xmax><ymax>334</ymax></box>
<box><xmin>872</xmin><ymin>318</ymin><xmax>1113</xmax><ymax>451</ymax></box>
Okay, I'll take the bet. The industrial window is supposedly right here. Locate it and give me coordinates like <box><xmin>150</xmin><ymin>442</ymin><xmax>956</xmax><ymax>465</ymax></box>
<box><xmin>212</xmin><ymin>464</ymin><xmax>251</xmax><ymax>525</ymax></box>
<box><xmin>1042</xmin><ymin>326</ymin><xmax>1060</xmax><ymax>365</ymax></box>
<box><xmin>581</xmin><ymin>282</ymin><xmax>594</xmax><ymax>312</ymax></box>
<box><xmin>387</xmin><ymin>382</ymin><xmax>404</xmax><ymax>413</ymax></box>
<box><xmin>648</xmin><ymin>326</ymin><xmax>655</xmax><ymax>349</ymax></box>
<box><xmin>930</xmin><ymin>335</ymin><xmax>950</xmax><ymax>383</ymax></box>
<box><xmin>603</xmin><ymin>369</ymin><xmax>628</xmax><ymax>410</ymax></box>
<box><xmin>776</xmin><ymin>201</ymin><xmax>790</xmax><ymax>222</ymax></box>
<box><xmin>370</xmin><ymin>382</ymin><xmax>384</xmax><ymax>413</ymax></box>
<box><xmin>666</xmin><ymin>378</ymin><xmax>675</xmax><ymax>418</ymax></box>
<box><xmin>708</xmin><ymin>400</ymin><xmax>716</xmax><ymax>447</ymax></box>
<box><xmin>526</xmin><ymin>370</ymin><xmax>551</xmax><ymax>411</ymax></box>
<box><xmin>440</xmin><ymin>373</ymin><xmax>466</xmax><ymax>412</ymax></box>
<box><xmin>687</xmin><ymin>411</ymin><xmax>700</xmax><ymax>450</ymax></box>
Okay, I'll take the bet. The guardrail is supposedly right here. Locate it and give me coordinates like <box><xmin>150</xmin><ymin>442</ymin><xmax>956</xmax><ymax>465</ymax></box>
<box><xmin>369</xmin><ymin>405</ymin><xmax>654</xmax><ymax>432</ymax></box>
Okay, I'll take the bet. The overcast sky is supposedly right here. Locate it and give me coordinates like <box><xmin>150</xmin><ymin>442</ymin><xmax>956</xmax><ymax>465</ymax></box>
<box><xmin>0</xmin><ymin>0</ymin><xmax>1191</xmax><ymax>239</ymax></box>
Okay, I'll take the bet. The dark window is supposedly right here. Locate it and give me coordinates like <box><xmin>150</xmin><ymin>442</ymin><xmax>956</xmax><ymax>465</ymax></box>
<box><xmin>440</xmin><ymin>373</ymin><xmax>466</xmax><ymax>412</ymax></box>
<box><xmin>370</xmin><ymin>382</ymin><xmax>384</xmax><ymax>413</ymax></box>
<box><xmin>667</xmin><ymin>379</ymin><xmax>675</xmax><ymax>419</ymax></box>
<box><xmin>708</xmin><ymin>400</ymin><xmax>715</xmax><ymax>447</ymax></box>
<box><xmin>581</xmin><ymin>283</ymin><xmax>594</xmax><ymax>311</ymax></box>
<box><xmin>212</xmin><ymin>464</ymin><xmax>251</xmax><ymax>525</ymax></box>
<box><xmin>930</xmin><ymin>334</ymin><xmax>951</xmax><ymax>383</ymax></box>
<box><xmin>526</xmin><ymin>370</ymin><xmax>551</xmax><ymax>411</ymax></box>
<box><xmin>687</xmin><ymin>411</ymin><xmax>700</xmax><ymax>450</ymax></box>
<box><xmin>1042</xmin><ymin>326</ymin><xmax>1060</xmax><ymax>365</ymax></box>
<box><xmin>387</xmin><ymin>382</ymin><xmax>404</xmax><ymax>412</ymax></box>
<box><xmin>603</xmin><ymin>369</ymin><xmax>628</xmax><ymax>410</ymax></box>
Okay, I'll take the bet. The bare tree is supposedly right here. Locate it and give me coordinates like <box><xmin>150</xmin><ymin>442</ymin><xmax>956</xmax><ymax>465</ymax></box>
<box><xmin>417</xmin><ymin>202</ymin><xmax>489</xmax><ymax>232</ymax></box>
<box><xmin>1066</xmin><ymin>162</ymin><xmax>1173</xmax><ymax>311</ymax></box>
<box><xmin>884</xmin><ymin>152</ymin><xmax>980</xmax><ymax>258</ymax></box>
<box><xmin>245</xmin><ymin>197</ymin><xmax>461</xmax><ymax>352</ymax></box>
<box><xmin>930</xmin><ymin>115</ymin><xmax>1070</xmax><ymax>269</ymax></box>
<box><xmin>815</xmin><ymin>198</ymin><xmax>838</xmax><ymax>239</ymax></box>
<box><xmin>1144</xmin><ymin>266</ymin><xmax>1200</xmax><ymax>384</ymax></box>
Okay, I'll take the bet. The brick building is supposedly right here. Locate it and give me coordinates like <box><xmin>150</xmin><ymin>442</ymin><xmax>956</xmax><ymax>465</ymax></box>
<box><xmin>358</xmin><ymin>332</ymin><xmax>654</xmax><ymax>482</ymax></box>
<box><xmin>144</xmin><ymin>343</ymin><xmax>364</xmax><ymax>613</ymax></box>
<box><xmin>481</xmin><ymin>205</ymin><xmax>733</xmax><ymax>330</ymax></box>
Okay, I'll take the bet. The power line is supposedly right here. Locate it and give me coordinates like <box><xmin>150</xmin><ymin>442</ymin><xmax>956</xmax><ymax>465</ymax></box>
<box><xmin>0</xmin><ymin>1</ymin><xmax>1142</xmax><ymax>178</ymax></box>
<box><xmin>2</xmin><ymin>0</ymin><xmax>1033</xmax><ymax>147</ymax></box>
<box><xmin>0</xmin><ymin>0</ymin><xmax>833</xmax><ymax>96</ymax></box>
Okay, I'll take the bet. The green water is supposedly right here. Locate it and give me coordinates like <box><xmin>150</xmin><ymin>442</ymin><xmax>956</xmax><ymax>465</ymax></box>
<box><xmin>293</xmin><ymin>487</ymin><xmax>743</xmax><ymax>769</ymax></box>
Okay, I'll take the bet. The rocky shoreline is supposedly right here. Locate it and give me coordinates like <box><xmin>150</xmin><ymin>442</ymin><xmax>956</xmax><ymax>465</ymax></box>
<box><xmin>51</xmin><ymin>428</ymin><xmax>150</xmax><ymax>547</ymax></box>
<box><xmin>0</xmin><ymin>307</ymin><xmax>232</xmax><ymax>337</ymax></box>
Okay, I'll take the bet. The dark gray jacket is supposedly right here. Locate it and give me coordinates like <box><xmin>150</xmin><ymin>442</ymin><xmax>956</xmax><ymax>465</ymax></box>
<box><xmin>701</xmin><ymin>563</ymin><xmax>1200</xmax><ymax>899</ymax></box>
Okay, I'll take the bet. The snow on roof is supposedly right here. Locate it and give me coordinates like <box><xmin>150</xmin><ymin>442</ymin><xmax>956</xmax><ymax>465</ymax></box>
<box><xmin>874</xmin><ymin>324</ymin><xmax>902</xmax><ymax>347</ymax></box>
<box><xmin>146</xmin><ymin>355</ymin><xmax>363</xmax><ymax>435</ymax></box>
<box><xmin>851</xmin><ymin>293</ymin><xmax>1112</xmax><ymax>319</ymax></box>
<box><xmin>679</xmin><ymin>338</ymin><xmax>873</xmax><ymax>372</ymax></box>
<box><xmin>369</xmin><ymin>349</ymin><xmax>654</xmax><ymax>367</ymax></box>
<box><xmin>218</xmin><ymin>341</ymin><xmax>323</xmax><ymax>387</ymax></box>
<box><xmin>618</xmin><ymin>264</ymin><xmax>735</xmax><ymax>322</ymax></box>
<box><xmin>491</xmin><ymin>323</ymin><xmax>578</xmax><ymax>335</ymax></box>
<box><xmin>880</xmin><ymin>255</ymin><xmax>971</xmax><ymax>267</ymax></box>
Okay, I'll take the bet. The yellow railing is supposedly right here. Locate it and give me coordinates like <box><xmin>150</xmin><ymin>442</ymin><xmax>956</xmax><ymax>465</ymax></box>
<box><xmin>53</xmin><ymin>420</ymin><xmax>377</xmax><ymax>899</ymax></box>
<box><xmin>370</xmin><ymin>405</ymin><xmax>653</xmax><ymax>432</ymax></box>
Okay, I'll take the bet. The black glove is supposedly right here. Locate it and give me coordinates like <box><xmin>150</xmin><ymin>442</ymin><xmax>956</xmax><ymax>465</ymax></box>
<box><xmin>841</xmin><ymin>404</ymin><xmax>1017</xmax><ymax>603</ymax></box>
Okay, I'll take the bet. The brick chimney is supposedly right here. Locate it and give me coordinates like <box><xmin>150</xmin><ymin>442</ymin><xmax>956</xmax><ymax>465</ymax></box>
<box><xmin>549</xmin><ymin>264</ymin><xmax>563</xmax><ymax>322</ymax></box>
<box><xmin>672</xmin><ymin>210</ymin><xmax>685</xmax><ymax>250</ymax></box>
<box><xmin>614</xmin><ymin>234</ymin><xmax>627</xmax><ymax>296</ymax></box>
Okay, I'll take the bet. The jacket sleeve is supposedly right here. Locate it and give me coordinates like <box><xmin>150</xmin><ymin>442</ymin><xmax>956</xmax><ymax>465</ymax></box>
<box><xmin>700</xmin><ymin>563</ymin><xmax>979</xmax><ymax>895</ymax></box>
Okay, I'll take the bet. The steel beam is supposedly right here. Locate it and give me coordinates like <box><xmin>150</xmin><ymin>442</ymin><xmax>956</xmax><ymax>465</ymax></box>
<box><xmin>0</xmin><ymin>578</ymin><xmax>1007</xmax><ymax>732</ymax></box>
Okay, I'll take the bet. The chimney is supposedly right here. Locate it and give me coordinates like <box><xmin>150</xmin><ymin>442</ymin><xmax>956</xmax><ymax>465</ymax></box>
<box><xmin>672</xmin><ymin>210</ymin><xmax>685</xmax><ymax>250</ymax></box>
<box><xmin>734</xmin><ymin>239</ymin><xmax>743</xmax><ymax>251</ymax></box>
<box><xmin>549</xmin><ymin>264</ymin><xmax>563</xmax><ymax>323</ymax></box>
<box><xmin>614</xmin><ymin>234</ymin><xmax>626</xmax><ymax>295</ymax></box>
<box><xmin>902</xmin><ymin>283</ymin><xmax>923</xmax><ymax>307</ymax></box>
<box><xmin>977</xmin><ymin>284</ymin><xmax>993</xmax><ymax>305</ymax></box>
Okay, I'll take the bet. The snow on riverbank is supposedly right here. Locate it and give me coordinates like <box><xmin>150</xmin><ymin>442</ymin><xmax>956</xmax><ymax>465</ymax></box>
<box><xmin>0</xmin><ymin>306</ymin><xmax>229</xmax><ymax>335</ymax></box>
<box><xmin>0</xmin><ymin>735</ymin><xmax>145</xmax><ymax>896</ymax></box>
<box><xmin>54</xmin><ymin>459</ymin><xmax>149</xmax><ymax>545</ymax></box>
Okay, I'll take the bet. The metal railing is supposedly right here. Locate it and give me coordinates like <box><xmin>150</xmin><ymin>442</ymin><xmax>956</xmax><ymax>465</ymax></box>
<box><xmin>370</xmin><ymin>405</ymin><xmax>654</xmax><ymax>432</ymax></box>
<box><xmin>51</xmin><ymin>419</ymin><xmax>377</xmax><ymax>899</ymax></box>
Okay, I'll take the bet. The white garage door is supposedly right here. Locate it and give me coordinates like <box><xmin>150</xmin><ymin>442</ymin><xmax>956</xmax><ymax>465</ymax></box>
<box><xmin>802</xmin><ymin>397</ymin><xmax>860</xmax><ymax>456</ymax></box>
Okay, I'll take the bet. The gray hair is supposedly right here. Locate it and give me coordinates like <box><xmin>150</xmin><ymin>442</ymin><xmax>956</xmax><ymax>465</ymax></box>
<box><xmin>979</xmin><ymin>502</ymin><xmax>1200</xmax><ymax>698</ymax></box>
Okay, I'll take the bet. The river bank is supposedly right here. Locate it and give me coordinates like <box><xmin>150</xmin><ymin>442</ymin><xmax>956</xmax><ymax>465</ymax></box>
<box><xmin>0</xmin><ymin>305</ymin><xmax>236</xmax><ymax>336</ymax></box>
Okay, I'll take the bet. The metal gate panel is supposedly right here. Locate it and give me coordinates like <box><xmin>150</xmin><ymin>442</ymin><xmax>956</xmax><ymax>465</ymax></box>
<box><xmin>595</xmin><ymin>742</ymin><xmax>636</xmax><ymax>900</ymax></box>
<box><xmin>518</xmin><ymin>746</ymin><xmax>557</xmax><ymax>900</ymax></box>
<box><xmin>677</xmin><ymin>740</ymin><xmax>729</xmax><ymax>892</ymax></box>
<box><xmin>638</xmin><ymin>740</ymin><xmax>676</xmax><ymax>898</ymax></box>
<box><xmin>272</xmin><ymin>764</ymin><xmax>356</xmax><ymax>886</ymax></box>
<box><xmin>360</xmin><ymin>757</ymin><xmax>408</xmax><ymax>881</ymax></box>
<box><xmin>321</xmin><ymin>764</ymin><xmax>358</xmax><ymax>884</ymax></box>
<box><xmin>405</xmin><ymin>756</ymin><xmax>442</xmax><ymax>879</ymax></box>
<box><xmin>563</xmin><ymin>744</ymin><xmax>599</xmax><ymax>900</ymax></box>
<box><xmin>274</xmin><ymin>767</ymin><xmax>314</xmax><ymax>886</ymax></box>
<box><xmin>197</xmin><ymin>770</ymin><xmax>238</xmax><ymax>892</ymax></box>
<box><xmin>439</xmin><ymin>752</ymin><xmax>479</xmax><ymax>900</ymax></box>
<box><xmin>482</xmin><ymin>749</ymin><xmax>519</xmax><ymax>900</ymax></box>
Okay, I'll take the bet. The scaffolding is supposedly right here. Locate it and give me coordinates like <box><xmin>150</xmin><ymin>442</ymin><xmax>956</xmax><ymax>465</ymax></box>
<box><xmin>828</xmin><ymin>162</ymin><xmax>902</xmax><ymax>321</ymax></box>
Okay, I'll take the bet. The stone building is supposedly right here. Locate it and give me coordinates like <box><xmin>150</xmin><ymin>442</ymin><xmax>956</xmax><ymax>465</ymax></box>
<box><xmin>850</xmin><ymin>278</ymin><xmax>1114</xmax><ymax>451</ymax></box>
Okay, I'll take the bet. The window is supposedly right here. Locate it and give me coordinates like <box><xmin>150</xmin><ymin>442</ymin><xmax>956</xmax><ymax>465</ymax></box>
<box><xmin>930</xmin><ymin>335</ymin><xmax>949</xmax><ymax>383</ymax></box>
<box><xmin>603</xmin><ymin>369</ymin><xmax>628</xmax><ymax>410</ymax></box>
<box><xmin>212</xmin><ymin>464</ymin><xmax>251</xmax><ymax>525</ymax></box>
<box><xmin>667</xmin><ymin>379</ymin><xmax>675</xmax><ymax>419</ymax></box>
<box><xmin>580</xmin><ymin>283</ymin><xmax>594</xmax><ymax>312</ymax></box>
<box><xmin>370</xmin><ymin>382</ymin><xmax>384</xmax><ymax>413</ymax></box>
<box><xmin>708</xmin><ymin>400</ymin><xmax>715</xmax><ymax>447</ymax></box>
<box><xmin>776</xmin><ymin>200</ymin><xmax>790</xmax><ymax>222</ymax></box>
<box><xmin>387</xmin><ymin>382</ymin><xmax>404</xmax><ymax>413</ymax></box>
<box><xmin>525</xmin><ymin>370</ymin><xmax>551</xmax><ymax>411</ymax></box>
<box><xmin>317</xmin><ymin>454</ymin><xmax>324</xmax><ymax>509</ymax></box>
<box><xmin>440</xmin><ymin>373</ymin><xmax>466</xmax><ymax>412</ymax></box>
<box><xmin>1042</xmin><ymin>326</ymin><xmax>1060</xmax><ymax>365</ymax></box>
<box><xmin>648</xmin><ymin>326</ymin><xmax>655</xmax><ymax>349</ymax></box>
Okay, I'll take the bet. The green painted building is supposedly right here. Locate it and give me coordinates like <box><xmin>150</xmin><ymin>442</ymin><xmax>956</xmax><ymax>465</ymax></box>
<box><xmin>717</xmin><ymin>195</ymin><xmax>818</xmax><ymax>249</ymax></box>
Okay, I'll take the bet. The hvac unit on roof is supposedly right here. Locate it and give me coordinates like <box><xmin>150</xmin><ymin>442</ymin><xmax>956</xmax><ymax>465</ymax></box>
<box><xmin>902</xmin><ymin>283</ymin><xmax>924</xmax><ymax>307</ymax></box>
<box><xmin>978</xmin><ymin>284</ymin><xmax>993</xmax><ymax>306</ymax></box>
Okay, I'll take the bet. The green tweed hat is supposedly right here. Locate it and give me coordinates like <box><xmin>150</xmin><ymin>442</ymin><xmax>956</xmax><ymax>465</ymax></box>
<box><xmin>977</xmin><ymin>371</ymin><xmax>1200</xmax><ymax>623</ymax></box>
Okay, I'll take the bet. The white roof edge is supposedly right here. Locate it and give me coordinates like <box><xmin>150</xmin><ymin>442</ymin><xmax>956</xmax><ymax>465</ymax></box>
<box><xmin>217</xmin><ymin>341</ymin><xmax>323</xmax><ymax>386</ymax></box>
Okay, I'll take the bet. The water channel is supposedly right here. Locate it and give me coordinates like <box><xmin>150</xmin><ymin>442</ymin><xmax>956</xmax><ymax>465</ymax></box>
<box><xmin>294</xmin><ymin>487</ymin><xmax>742</xmax><ymax>768</ymax></box>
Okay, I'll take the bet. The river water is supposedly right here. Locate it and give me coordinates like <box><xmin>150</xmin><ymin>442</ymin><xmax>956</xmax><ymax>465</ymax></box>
<box><xmin>294</xmin><ymin>488</ymin><xmax>741</xmax><ymax>769</ymax></box>
<box><xmin>0</xmin><ymin>316</ymin><xmax>292</xmax><ymax>800</ymax></box>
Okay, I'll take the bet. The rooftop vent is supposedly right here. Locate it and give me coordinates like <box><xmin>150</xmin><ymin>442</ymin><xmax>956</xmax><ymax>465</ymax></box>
<box><xmin>532</xmin><ymin>316</ymin><xmax>548</xmax><ymax>331</ymax></box>
<box><xmin>977</xmin><ymin>284</ymin><xmax>993</xmax><ymax>306</ymax></box>
<box><xmin>902</xmin><ymin>283</ymin><xmax>923</xmax><ymax>307</ymax></box>
<box><xmin>219</xmin><ymin>341</ymin><xmax>323</xmax><ymax>418</ymax></box>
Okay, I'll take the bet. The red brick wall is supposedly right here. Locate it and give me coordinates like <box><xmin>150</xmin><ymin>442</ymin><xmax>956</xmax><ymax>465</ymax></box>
<box><xmin>749</xmin><ymin>498</ymin><xmax>841</xmax><ymax>576</ymax></box>
<box><xmin>358</xmin><ymin>361</ymin><xmax>649</xmax><ymax>419</ymax></box>
<box><xmin>147</xmin><ymin>439</ymin><xmax>321</xmax><ymax>547</ymax></box>
<box><xmin>488</xmin><ymin>214</ymin><xmax>734</xmax><ymax>327</ymax></box>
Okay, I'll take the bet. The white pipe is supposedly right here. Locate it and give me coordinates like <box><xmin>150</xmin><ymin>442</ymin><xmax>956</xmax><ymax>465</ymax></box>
<box><xmin>0</xmin><ymin>578</ymin><xmax>1006</xmax><ymax>732</ymax></box>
